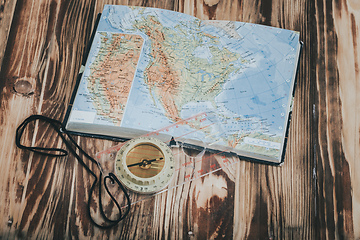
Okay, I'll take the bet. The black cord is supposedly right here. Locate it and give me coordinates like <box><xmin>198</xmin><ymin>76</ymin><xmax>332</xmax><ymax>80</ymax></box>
<box><xmin>15</xmin><ymin>115</ymin><xmax>131</xmax><ymax>229</ymax></box>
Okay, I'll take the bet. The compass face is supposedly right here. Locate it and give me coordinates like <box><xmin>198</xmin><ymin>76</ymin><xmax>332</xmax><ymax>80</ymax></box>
<box><xmin>125</xmin><ymin>143</ymin><xmax>165</xmax><ymax>178</ymax></box>
<box><xmin>115</xmin><ymin>137</ymin><xmax>175</xmax><ymax>194</ymax></box>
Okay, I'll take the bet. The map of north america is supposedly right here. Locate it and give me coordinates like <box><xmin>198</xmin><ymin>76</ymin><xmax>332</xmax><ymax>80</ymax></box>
<box><xmin>70</xmin><ymin>5</ymin><xmax>301</xmax><ymax>159</ymax></box>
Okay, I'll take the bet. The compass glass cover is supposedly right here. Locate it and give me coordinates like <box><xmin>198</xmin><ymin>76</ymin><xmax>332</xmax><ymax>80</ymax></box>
<box><xmin>125</xmin><ymin>143</ymin><xmax>165</xmax><ymax>178</ymax></box>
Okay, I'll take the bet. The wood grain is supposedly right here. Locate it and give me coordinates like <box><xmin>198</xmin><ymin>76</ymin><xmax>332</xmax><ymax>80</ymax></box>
<box><xmin>314</xmin><ymin>0</ymin><xmax>359</xmax><ymax>238</ymax></box>
<box><xmin>0</xmin><ymin>0</ymin><xmax>17</xmax><ymax>72</ymax></box>
<box><xmin>333</xmin><ymin>0</ymin><xmax>360</xmax><ymax>238</ymax></box>
<box><xmin>0</xmin><ymin>0</ymin><xmax>358</xmax><ymax>239</ymax></box>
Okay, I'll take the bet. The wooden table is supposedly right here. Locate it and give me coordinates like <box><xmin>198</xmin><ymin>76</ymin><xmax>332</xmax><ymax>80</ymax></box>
<box><xmin>0</xmin><ymin>0</ymin><xmax>359</xmax><ymax>239</ymax></box>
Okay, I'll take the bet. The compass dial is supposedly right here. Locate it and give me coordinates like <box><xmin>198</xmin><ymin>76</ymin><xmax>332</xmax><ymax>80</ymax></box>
<box><xmin>115</xmin><ymin>137</ymin><xmax>175</xmax><ymax>194</ymax></box>
<box><xmin>126</xmin><ymin>143</ymin><xmax>165</xmax><ymax>178</ymax></box>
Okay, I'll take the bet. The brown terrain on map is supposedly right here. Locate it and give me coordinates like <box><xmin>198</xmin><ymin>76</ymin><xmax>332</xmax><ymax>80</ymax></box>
<box><xmin>88</xmin><ymin>34</ymin><xmax>143</xmax><ymax>124</ymax></box>
<box><xmin>139</xmin><ymin>17</ymin><xmax>182</xmax><ymax>122</ymax></box>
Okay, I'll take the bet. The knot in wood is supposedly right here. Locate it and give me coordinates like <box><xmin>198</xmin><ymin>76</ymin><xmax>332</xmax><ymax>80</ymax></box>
<box><xmin>7</xmin><ymin>217</ymin><xmax>13</xmax><ymax>227</ymax></box>
<box><xmin>13</xmin><ymin>77</ymin><xmax>35</xmax><ymax>96</ymax></box>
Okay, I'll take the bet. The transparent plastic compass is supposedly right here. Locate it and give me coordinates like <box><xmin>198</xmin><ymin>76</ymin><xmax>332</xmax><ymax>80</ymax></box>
<box><xmin>114</xmin><ymin>137</ymin><xmax>175</xmax><ymax>194</ymax></box>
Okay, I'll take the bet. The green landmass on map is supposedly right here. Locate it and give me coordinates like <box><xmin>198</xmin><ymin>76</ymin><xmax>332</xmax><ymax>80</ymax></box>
<box><xmin>132</xmin><ymin>15</ymin><xmax>244</xmax><ymax>122</ymax></box>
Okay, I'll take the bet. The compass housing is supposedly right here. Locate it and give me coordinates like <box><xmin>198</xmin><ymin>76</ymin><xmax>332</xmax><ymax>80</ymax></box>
<box><xmin>115</xmin><ymin>137</ymin><xmax>175</xmax><ymax>194</ymax></box>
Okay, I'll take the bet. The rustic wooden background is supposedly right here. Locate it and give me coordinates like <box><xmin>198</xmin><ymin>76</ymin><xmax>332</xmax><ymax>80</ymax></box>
<box><xmin>0</xmin><ymin>0</ymin><xmax>359</xmax><ymax>239</ymax></box>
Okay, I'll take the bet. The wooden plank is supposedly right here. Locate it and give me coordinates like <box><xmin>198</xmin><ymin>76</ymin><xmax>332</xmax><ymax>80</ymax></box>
<box><xmin>0</xmin><ymin>0</ymin><xmax>17</xmax><ymax>71</ymax></box>
<box><xmin>314</xmin><ymin>0</ymin><xmax>359</xmax><ymax>239</ymax></box>
<box><xmin>332</xmin><ymin>1</ymin><xmax>360</xmax><ymax>238</ymax></box>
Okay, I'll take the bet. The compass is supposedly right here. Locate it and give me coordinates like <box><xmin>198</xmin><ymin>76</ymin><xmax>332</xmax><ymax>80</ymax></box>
<box><xmin>114</xmin><ymin>137</ymin><xmax>175</xmax><ymax>194</ymax></box>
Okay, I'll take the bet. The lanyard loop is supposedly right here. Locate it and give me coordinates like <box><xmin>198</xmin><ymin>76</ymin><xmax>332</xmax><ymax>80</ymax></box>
<box><xmin>15</xmin><ymin>115</ymin><xmax>131</xmax><ymax>229</ymax></box>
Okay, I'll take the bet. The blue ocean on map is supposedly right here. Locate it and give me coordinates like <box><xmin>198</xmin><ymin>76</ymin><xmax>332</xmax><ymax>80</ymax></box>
<box><xmin>68</xmin><ymin>5</ymin><xmax>301</xmax><ymax>160</ymax></box>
